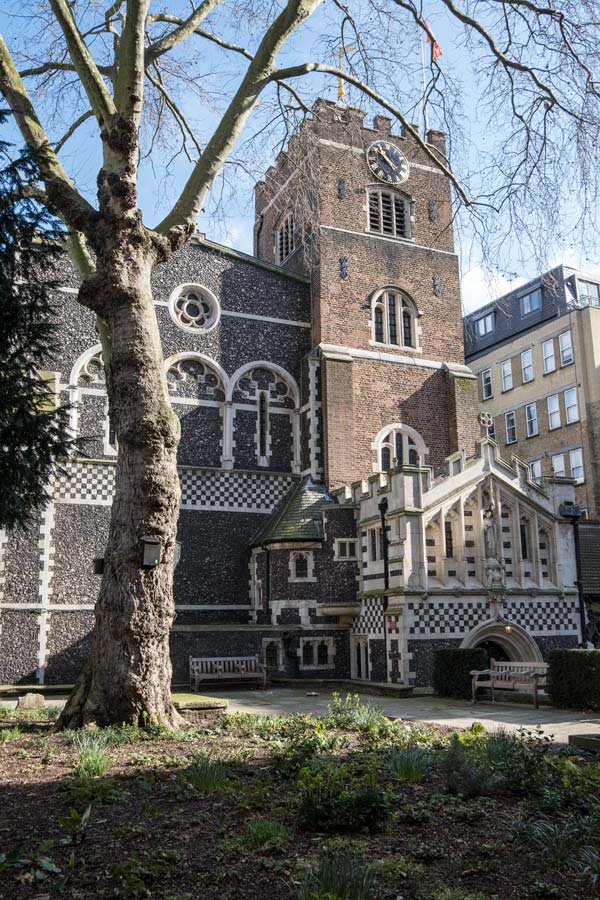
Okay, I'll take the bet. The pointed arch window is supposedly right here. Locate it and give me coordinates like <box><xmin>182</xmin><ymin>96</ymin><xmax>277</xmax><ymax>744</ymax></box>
<box><xmin>276</xmin><ymin>212</ymin><xmax>295</xmax><ymax>264</ymax></box>
<box><xmin>377</xmin><ymin>425</ymin><xmax>424</xmax><ymax>472</ymax></box>
<box><xmin>372</xmin><ymin>290</ymin><xmax>418</xmax><ymax>349</ymax></box>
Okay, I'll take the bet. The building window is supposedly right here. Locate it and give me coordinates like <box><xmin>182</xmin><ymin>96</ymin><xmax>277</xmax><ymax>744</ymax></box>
<box><xmin>276</xmin><ymin>212</ymin><xmax>295</xmax><ymax>263</ymax></box>
<box><xmin>378</xmin><ymin>425</ymin><xmax>422</xmax><ymax>471</ymax></box>
<box><xmin>564</xmin><ymin>387</ymin><xmax>579</xmax><ymax>424</ymax></box>
<box><xmin>530</xmin><ymin>459</ymin><xmax>542</xmax><ymax>484</ymax></box>
<box><xmin>547</xmin><ymin>394</ymin><xmax>561</xmax><ymax>430</ymax></box>
<box><xmin>551</xmin><ymin>452</ymin><xmax>565</xmax><ymax>477</ymax></box>
<box><xmin>521</xmin><ymin>349</ymin><xmax>534</xmax><ymax>383</ymax></box>
<box><xmin>579</xmin><ymin>280</ymin><xmax>600</xmax><ymax>306</ymax></box>
<box><xmin>542</xmin><ymin>338</ymin><xmax>556</xmax><ymax>374</ymax></box>
<box><xmin>488</xmin><ymin>418</ymin><xmax>496</xmax><ymax>441</ymax></box>
<box><xmin>559</xmin><ymin>330</ymin><xmax>573</xmax><ymax>366</ymax></box>
<box><xmin>369</xmin><ymin>528</ymin><xmax>383</xmax><ymax>562</ymax></box>
<box><xmin>169</xmin><ymin>284</ymin><xmax>221</xmax><ymax>333</ymax></box>
<box><xmin>475</xmin><ymin>312</ymin><xmax>494</xmax><ymax>337</ymax></box>
<box><xmin>444</xmin><ymin>520</ymin><xmax>454</xmax><ymax>559</ymax></box>
<box><xmin>525</xmin><ymin>402</ymin><xmax>538</xmax><ymax>437</ymax></box>
<box><xmin>520</xmin><ymin>518</ymin><xmax>530</xmax><ymax>560</ymax></box>
<box><xmin>299</xmin><ymin>638</ymin><xmax>334</xmax><ymax>670</ymax></box>
<box><xmin>372</xmin><ymin>290</ymin><xmax>417</xmax><ymax>348</ymax></box>
<box><xmin>263</xmin><ymin>639</ymin><xmax>283</xmax><ymax>671</ymax></box>
<box><xmin>334</xmin><ymin>539</ymin><xmax>357</xmax><ymax>561</ymax></box>
<box><xmin>501</xmin><ymin>359</ymin><xmax>513</xmax><ymax>392</ymax></box>
<box><xmin>289</xmin><ymin>551</ymin><xmax>314</xmax><ymax>582</ymax></box>
<box><xmin>520</xmin><ymin>288</ymin><xmax>542</xmax><ymax>317</ymax></box>
<box><xmin>368</xmin><ymin>188</ymin><xmax>410</xmax><ymax>238</ymax></box>
<box><xmin>258</xmin><ymin>391</ymin><xmax>268</xmax><ymax>462</ymax></box>
<box><xmin>481</xmin><ymin>368</ymin><xmax>492</xmax><ymax>400</ymax></box>
<box><xmin>570</xmin><ymin>448</ymin><xmax>584</xmax><ymax>482</ymax></box>
<box><xmin>505</xmin><ymin>411</ymin><xmax>517</xmax><ymax>444</ymax></box>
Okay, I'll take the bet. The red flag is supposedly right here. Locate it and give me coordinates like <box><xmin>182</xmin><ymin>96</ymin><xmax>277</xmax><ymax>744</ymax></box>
<box><xmin>422</xmin><ymin>18</ymin><xmax>442</xmax><ymax>59</ymax></box>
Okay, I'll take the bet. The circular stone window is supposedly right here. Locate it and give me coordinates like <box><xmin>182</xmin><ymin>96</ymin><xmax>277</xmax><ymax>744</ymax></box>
<box><xmin>169</xmin><ymin>284</ymin><xmax>220</xmax><ymax>333</ymax></box>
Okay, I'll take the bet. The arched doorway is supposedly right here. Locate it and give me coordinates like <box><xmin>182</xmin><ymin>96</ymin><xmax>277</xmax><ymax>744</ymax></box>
<box><xmin>461</xmin><ymin>618</ymin><xmax>543</xmax><ymax>662</ymax></box>
<box><xmin>476</xmin><ymin>640</ymin><xmax>510</xmax><ymax>663</ymax></box>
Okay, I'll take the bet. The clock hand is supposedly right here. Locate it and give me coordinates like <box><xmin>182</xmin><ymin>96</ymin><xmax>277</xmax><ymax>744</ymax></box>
<box><xmin>380</xmin><ymin>150</ymin><xmax>398</xmax><ymax>171</ymax></box>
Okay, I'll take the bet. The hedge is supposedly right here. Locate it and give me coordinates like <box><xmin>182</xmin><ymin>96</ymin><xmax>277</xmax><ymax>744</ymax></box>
<box><xmin>547</xmin><ymin>649</ymin><xmax>600</xmax><ymax>711</ymax></box>
<box><xmin>433</xmin><ymin>648</ymin><xmax>487</xmax><ymax>700</ymax></box>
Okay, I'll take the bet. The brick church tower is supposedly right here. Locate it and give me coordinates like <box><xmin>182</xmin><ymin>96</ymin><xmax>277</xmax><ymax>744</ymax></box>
<box><xmin>254</xmin><ymin>99</ymin><xmax>479</xmax><ymax>488</ymax></box>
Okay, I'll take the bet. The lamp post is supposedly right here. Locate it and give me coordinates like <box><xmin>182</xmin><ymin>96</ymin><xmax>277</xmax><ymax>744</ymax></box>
<box><xmin>378</xmin><ymin>497</ymin><xmax>390</xmax><ymax>681</ymax></box>
<box><xmin>559</xmin><ymin>502</ymin><xmax>588</xmax><ymax>645</ymax></box>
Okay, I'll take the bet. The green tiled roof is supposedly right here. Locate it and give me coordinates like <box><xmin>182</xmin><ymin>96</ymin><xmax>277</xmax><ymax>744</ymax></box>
<box><xmin>251</xmin><ymin>478</ymin><xmax>336</xmax><ymax>546</ymax></box>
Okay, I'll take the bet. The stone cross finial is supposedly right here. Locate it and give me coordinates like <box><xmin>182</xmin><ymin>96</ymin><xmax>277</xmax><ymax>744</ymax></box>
<box><xmin>478</xmin><ymin>411</ymin><xmax>494</xmax><ymax>437</ymax></box>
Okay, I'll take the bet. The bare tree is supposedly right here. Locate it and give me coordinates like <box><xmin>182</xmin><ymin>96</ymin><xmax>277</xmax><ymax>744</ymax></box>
<box><xmin>0</xmin><ymin>0</ymin><xmax>598</xmax><ymax>727</ymax></box>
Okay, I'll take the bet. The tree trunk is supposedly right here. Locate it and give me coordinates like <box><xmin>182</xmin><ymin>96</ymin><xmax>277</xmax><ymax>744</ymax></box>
<box><xmin>58</xmin><ymin>235</ymin><xmax>183</xmax><ymax>728</ymax></box>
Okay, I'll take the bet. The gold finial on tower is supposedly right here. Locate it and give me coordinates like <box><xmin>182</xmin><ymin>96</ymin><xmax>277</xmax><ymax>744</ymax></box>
<box><xmin>336</xmin><ymin>41</ymin><xmax>356</xmax><ymax>101</ymax></box>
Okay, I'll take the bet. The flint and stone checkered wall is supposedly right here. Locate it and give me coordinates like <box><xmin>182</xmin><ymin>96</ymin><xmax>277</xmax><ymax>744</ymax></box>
<box><xmin>55</xmin><ymin>460</ymin><xmax>296</xmax><ymax>514</ymax></box>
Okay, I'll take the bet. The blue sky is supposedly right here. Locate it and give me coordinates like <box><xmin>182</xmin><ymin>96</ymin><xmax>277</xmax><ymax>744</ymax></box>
<box><xmin>1</xmin><ymin>1</ymin><xmax>598</xmax><ymax>313</ymax></box>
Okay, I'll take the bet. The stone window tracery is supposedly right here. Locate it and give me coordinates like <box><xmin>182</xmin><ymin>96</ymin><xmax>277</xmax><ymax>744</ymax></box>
<box><xmin>299</xmin><ymin>637</ymin><xmax>335</xmax><ymax>670</ymax></box>
<box><xmin>289</xmin><ymin>550</ymin><xmax>315</xmax><ymax>582</ymax></box>
<box><xmin>232</xmin><ymin>365</ymin><xmax>298</xmax><ymax>471</ymax></box>
<box><xmin>276</xmin><ymin>211</ymin><xmax>295</xmax><ymax>263</ymax></box>
<box><xmin>376</xmin><ymin>424</ymin><xmax>425</xmax><ymax>472</ymax></box>
<box><xmin>372</xmin><ymin>289</ymin><xmax>418</xmax><ymax>349</ymax></box>
<box><xmin>77</xmin><ymin>349</ymin><xmax>106</xmax><ymax>387</ymax></box>
<box><xmin>169</xmin><ymin>284</ymin><xmax>220</xmax><ymax>333</ymax></box>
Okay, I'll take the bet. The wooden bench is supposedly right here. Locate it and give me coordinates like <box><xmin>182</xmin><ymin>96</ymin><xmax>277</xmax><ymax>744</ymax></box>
<box><xmin>471</xmin><ymin>659</ymin><xmax>548</xmax><ymax>708</ymax></box>
<box><xmin>189</xmin><ymin>655</ymin><xmax>267</xmax><ymax>691</ymax></box>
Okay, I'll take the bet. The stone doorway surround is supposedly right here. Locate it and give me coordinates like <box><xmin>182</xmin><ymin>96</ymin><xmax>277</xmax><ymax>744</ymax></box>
<box><xmin>460</xmin><ymin>617</ymin><xmax>544</xmax><ymax>662</ymax></box>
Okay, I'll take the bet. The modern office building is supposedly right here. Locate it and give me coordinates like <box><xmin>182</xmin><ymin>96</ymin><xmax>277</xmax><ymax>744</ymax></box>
<box><xmin>464</xmin><ymin>266</ymin><xmax>600</xmax><ymax>517</ymax></box>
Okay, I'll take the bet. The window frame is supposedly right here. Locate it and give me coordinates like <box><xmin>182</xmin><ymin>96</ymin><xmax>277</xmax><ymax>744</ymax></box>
<box><xmin>289</xmin><ymin>550</ymin><xmax>315</xmax><ymax>583</ymax></box>
<box><xmin>542</xmin><ymin>338</ymin><xmax>556</xmax><ymax>374</ymax></box>
<box><xmin>275</xmin><ymin>211</ymin><xmax>295</xmax><ymax>264</ymax></box>
<box><xmin>559</xmin><ymin>330</ymin><xmax>573</xmax><ymax>366</ymax></box>
<box><xmin>564</xmin><ymin>387</ymin><xmax>579</xmax><ymax>425</ymax></box>
<box><xmin>529</xmin><ymin>459</ymin><xmax>542</xmax><ymax>484</ymax></box>
<box><xmin>521</xmin><ymin>349</ymin><xmax>534</xmax><ymax>384</ymax></box>
<box><xmin>525</xmin><ymin>402</ymin><xmax>538</xmax><ymax>437</ymax></box>
<box><xmin>551</xmin><ymin>452</ymin><xmax>566</xmax><ymax>478</ymax></box>
<box><xmin>372</xmin><ymin>289</ymin><xmax>418</xmax><ymax>349</ymax></box>
<box><xmin>547</xmin><ymin>393</ymin><xmax>561</xmax><ymax>430</ymax></box>
<box><xmin>367</xmin><ymin>187</ymin><xmax>411</xmax><ymax>239</ymax></box>
<box><xmin>501</xmin><ymin>358</ymin><xmax>513</xmax><ymax>392</ymax></box>
<box><xmin>570</xmin><ymin>447</ymin><xmax>584</xmax><ymax>483</ymax></box>
<box><xmin>579</xmin><ymin>280</ymin><xmax>600</xmax><ymax>307</ymax></box>
<box><xmin>520</xmin><ymin>288</ymin><xmax>542</xmax><ymax>317</ymax></box>
<box><xmin>475</xmin><ymin>312</ymin><xmax>495</xmax><ymax>337</ymax></box>
<box><xmin>505</xmin><ymin>410</ymin><xmax>517</xmax><ymax>444</ymax></box>
<box><xmin>481</xmin><ymin>368</ymin><xmax>492</xmax><ymax>400</ymax></box>
<box><xmin>334</xmin><ymin>539</ymin><xmax>358</xmax><ymax>561</ymax></box>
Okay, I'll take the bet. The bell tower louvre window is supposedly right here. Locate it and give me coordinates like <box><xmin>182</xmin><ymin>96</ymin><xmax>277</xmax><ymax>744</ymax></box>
<box><xmin>368</xmin><ymin>189</ymin><xmax>409</xmax><ymax>238</ymax></box>
<box><xmin>276</xmin><ymin>212</ymin><xmax>295</xmax><ymax>264</ymax></box>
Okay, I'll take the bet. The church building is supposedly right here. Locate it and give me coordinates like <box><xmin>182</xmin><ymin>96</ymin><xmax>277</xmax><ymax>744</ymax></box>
<box><xmin>0</xmin><ymin>99</ymin><xmax>581</xmax><ymax>687</ymax></box>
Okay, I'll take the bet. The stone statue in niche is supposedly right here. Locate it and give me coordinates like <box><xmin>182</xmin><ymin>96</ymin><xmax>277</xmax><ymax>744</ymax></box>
<box><xmin>433</xmin><ymin>273</ymin><xmax>441</xmax><ymax>297</ymax></box>
<box><xmin>482</xmin><ymin>485</ymin><xmax>498</xmax><ymax>561</ymax></box>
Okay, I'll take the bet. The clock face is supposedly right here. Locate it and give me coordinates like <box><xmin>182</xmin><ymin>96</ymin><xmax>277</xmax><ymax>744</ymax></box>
<box><xmin>366</xmin><ymin>141</ymin><xmax>409</xmax><ymax>185</ymax></box>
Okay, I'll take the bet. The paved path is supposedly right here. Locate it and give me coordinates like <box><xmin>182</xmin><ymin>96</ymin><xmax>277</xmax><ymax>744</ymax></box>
<box><xmin>3</xmin><ymin>689</ymin><xmax>600</xmax><ymax>744</ymax></box>
<box><xmin>199</xmin><ymin>687</ymin><xmax>600</xmax><ymax>744</ymax></box>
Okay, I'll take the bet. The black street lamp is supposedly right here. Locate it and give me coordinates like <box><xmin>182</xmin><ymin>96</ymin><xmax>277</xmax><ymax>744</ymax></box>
<box><xmin>559</xmin><ymin>501</ymin><xmax>588</xmax><ymax>645</ymax></box>
<box><xmin>378</xmin><ymin>497</ymin><xmax>390</xmax><ymax>681</ymax></box>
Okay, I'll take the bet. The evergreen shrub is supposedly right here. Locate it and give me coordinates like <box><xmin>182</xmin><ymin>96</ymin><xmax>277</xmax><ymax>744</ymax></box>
<box><xmin>547</xmin><ymin>649</ymin><xmax>600</xmax><ymax>710</ymax></box>
<box><xmin>433</xmin><ymin>648</ymin><xmax>487</xmax><ymax>699</ymax></box>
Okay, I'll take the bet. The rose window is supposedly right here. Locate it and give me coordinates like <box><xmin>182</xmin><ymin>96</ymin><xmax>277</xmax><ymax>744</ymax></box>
<box><xmin>170</xmin><ymin>285</ymin><xmax>220</xmax><ymax>333</ymax></box>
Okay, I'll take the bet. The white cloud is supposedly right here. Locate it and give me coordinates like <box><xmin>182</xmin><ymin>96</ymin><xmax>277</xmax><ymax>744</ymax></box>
<box><xmin>460</xmin><ymin>266</ymin><xmax>526</xmax><ymax>314</ymax></box>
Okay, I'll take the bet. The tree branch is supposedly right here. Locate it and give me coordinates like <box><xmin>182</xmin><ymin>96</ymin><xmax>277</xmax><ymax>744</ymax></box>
<box><xmin>156</xmin><ymin>0</ymin><xmax>324</xmax><ymax>239</ymax></box>
<box><xmin>145</xmin><ymin>0</ymin><xmax>223</xmax><ymax>64</ymax></box>
<box><xmin>146</xmin><ymin>66</ymin><xmax>202</xmax><ymax>157</ymax></box>
<box><xmin>54</xmin><ymin>110</ymin><xmax>94</xmax><ymax>153</ymax></box>
<box><xmin>0</xmin><ymin>35</ymin><xmax>97</xmax><ymax>233</ymax></box>
<box><xmin>48</xmin><ymin>0</ymin><xmax>116</xmax><ymax>127</ymax></box>
<box><xmin>267</xmin><ymin>62</ymin><xmax>473</xmax><ymax>206</ymax></box>
<box><xmin>114</xmin><ymin>0</ymin><xmax>149</xmax><ymax>123</ymax></box>
<box><xmin>147</xmin><ymin>14</ymin><xmax>253</xmax><ymax>60</ymax></box>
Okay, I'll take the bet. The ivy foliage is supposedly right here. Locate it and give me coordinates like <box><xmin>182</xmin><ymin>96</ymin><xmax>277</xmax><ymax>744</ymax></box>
<box><xmin>0</xmin><ymin>114</ymin><xmax>71</xmax><ymax>530</ymax></box>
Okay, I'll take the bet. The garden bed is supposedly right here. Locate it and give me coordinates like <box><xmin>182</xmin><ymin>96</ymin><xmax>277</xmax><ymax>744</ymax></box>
<box><xmin>0</xmin><ymin>694</ymin><xmax>598</xmax><ymax>899</ymax></box>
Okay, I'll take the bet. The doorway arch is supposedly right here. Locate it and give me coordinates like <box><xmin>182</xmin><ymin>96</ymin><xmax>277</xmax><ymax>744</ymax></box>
<box><xmin>460</xmin><ymin>618</ymin><xmax>543</xmax><ymax>662</ymax></box>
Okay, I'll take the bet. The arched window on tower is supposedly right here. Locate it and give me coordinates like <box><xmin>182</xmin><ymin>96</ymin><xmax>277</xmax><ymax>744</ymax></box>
<box><xmin>276</xmin><ymin>211</ymin><xmax>295</xmax><ymax>264</ymax></box>
<box><xmin>367</xmin><ymin>188</ymin><xmax>410</xmax><ymax>239</ymax></box>
<box><xmin>375</xmin><ymin>424</ymin><xmax>426</xmax><ymax>473</ymax></box>
<box><xmin>372</xmin><ymin>289</ymin><xmax>418</xmax><ymax>349</ymax></box>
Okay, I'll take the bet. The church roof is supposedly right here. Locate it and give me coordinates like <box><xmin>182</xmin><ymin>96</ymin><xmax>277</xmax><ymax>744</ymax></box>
<box><xmin>251</xmin><ymin>477</ymin><xmax>336</xmax><ymax>546</ymax></box>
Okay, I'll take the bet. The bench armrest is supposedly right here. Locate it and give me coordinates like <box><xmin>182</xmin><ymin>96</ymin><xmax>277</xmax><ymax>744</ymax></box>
<box><xmin>471</xmin><ymin>668</ymin><xmax>492</xmax><ymax>677</ymax></box>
